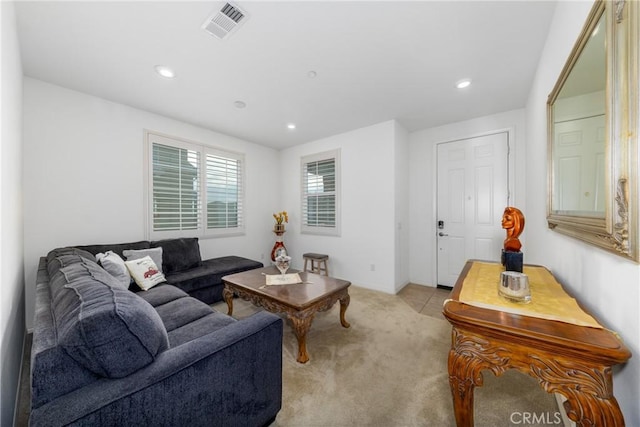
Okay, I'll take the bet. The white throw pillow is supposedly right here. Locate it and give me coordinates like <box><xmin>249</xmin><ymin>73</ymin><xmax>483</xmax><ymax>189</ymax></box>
<box><xmin>125</xmin><ymin>256</ymin><xmax>166</xmax><ymax>291</ymax></box>
<box><xmin>95</xmin><ymin>251</ymin><xmax>131</xmax><ymax>289</ymax></box>
<box><xmin>123</xmin><ymin>247</ymin><xmax>164</xmax><ymax>273</ymax></box>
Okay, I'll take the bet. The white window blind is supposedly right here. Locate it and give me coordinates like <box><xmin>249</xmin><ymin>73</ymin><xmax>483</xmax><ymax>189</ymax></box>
<box><xmin>152</xmin><ymin>143</ymin><xmax>201</xmax><ymax>232</ymax></box>
<box><xmin>146</xmin><ymin>132</ymin><xmax>245</xmax><ymax>239</ymax></box>
<box><xmin>301</xmin><ymin>149</ymin><xmax>340</xmax><ymax>236</ymax></box>
<box><xmin>205</xmin><ymin>149</ymin><xmax>243</xmax><ymax>230</ymax></box>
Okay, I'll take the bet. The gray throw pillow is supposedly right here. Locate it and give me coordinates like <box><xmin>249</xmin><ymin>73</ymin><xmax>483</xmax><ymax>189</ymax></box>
<box><xmin>96</xmin><ymin>251</ymin><xmax>131</xmax><ymax>289</ymax></box>
<box><xmin>123</xmin><ymin>247</ymin><xmax>164</xmax><ymax>273</ymax></box>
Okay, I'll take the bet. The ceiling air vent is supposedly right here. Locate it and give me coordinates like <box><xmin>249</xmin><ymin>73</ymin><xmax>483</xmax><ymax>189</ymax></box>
<box><xmin>202</xmin><ymin>2</ymin><xmax>248</xmax><ymax>40</ymax></box>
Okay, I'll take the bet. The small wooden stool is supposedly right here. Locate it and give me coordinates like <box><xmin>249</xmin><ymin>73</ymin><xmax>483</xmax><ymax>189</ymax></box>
<box><xmin>303</xmin><ymin>253</ymin><xmax>329</xmax><ymax>276</ymax></box>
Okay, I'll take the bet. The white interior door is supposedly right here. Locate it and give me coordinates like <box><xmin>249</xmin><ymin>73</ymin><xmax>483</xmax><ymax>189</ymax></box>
<box><xmin>553</xmin><ymin>114</ymin><xmax>605</xmax><ymax>212</ymax></box>
<box><xmin>436</xmin><ymin>132</ymin><xmax>509</xmax><ymax>287</ymax></box>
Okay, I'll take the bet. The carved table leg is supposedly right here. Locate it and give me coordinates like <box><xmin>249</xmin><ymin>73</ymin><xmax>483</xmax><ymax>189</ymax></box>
<box><xmin>448</xmin><ymin>348</ymin><xmax>478</xmax><ymax>427</ymax></box>
<box><xmin>529</xmin><ymin>356</ymin><xmax>626</xmax><ymax>427</ymax></box>
<box><xmin>447</xmin><ymin>327</ymin><xmax>512</xmax><ymax>427</ymax></box>
<box><xmin>339</xmin><ymin>292</ymin><xmax>351</xmax><ymax>328</ymax></box>
<box><xmin>223</xmin><ymin>285</ymin><xmax>235</xmax><ymax>316</ymax></box>
<box><xmin>288</xmin><ymin>311</ymin><xmax>315</xmax><ymax>363</ymax></box>
<box><xmin>561</xmin><ymin>391</ymin><xmax>626</xmax><ymax>427</ymax></box>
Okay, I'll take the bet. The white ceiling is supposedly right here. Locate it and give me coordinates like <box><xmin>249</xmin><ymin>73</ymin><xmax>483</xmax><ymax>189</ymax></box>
<box><xmin>15</xmin><ymin>1</ymin><xmax>557</xmax><ymax>150</ymax></box>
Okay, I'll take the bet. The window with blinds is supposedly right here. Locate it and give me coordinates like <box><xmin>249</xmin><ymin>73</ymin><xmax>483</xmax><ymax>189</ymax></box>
<box><xmin>146</xmin><ymin>132</ymin><xmax>244</xmax><ymax>239</ymax></box>
<box><xmin>301</xmin><ymin>149</ymin><xmax>341</xmax><ymax>236</ymax></box>
<box><xmin>152</xmin><ymin>143</ymin><xmax>201</xmax><ymax>231</ymax></box>
<box><xmin>206</xmin><ymin>151</ymin><xmax>242</xmax><ymax>230</ymax></box>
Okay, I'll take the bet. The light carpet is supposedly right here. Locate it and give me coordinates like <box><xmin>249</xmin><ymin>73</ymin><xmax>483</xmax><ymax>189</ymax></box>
<box><xmin>214</xmin><ymin>285</ymin><xmax>559</xmax><ymax>426</ymax></box>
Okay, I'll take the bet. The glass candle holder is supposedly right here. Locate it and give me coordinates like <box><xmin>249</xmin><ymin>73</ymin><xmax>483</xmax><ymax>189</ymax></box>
<box><xmin>498</xmin><ymin>271</ymin><xmax>531</xmax><ymax>303</ymax></box>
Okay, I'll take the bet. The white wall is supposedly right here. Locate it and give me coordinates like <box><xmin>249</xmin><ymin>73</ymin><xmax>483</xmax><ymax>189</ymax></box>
<box><xmin>1</xmin><ymin>2</ymin><xmax>25</xmax><ymax>425</ymax></box>
<box><xmin>22</xmin><ymin>78</ymin><xmax>280</xmax><ymax>330</ymax></box>
<box><xmin>394</xmin><ymin>121</ymin><xmax>410</xmax><ymax>291</ymax></box>
<box><xmin>408</xmin><ymin>109</ymin><xmax>527</xmax><ymax>286</ymax></box>
<box><xmin>279</xmin><ymin>120</ymin><xmax>407</xmax><ymax>294</ymax></box>
<box><xmin>526</xmin><ymin>1</ymin><xmax>639</xmax><ymax>424</ymax></box>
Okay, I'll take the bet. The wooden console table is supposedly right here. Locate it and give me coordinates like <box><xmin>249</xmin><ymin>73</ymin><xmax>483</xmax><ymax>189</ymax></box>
<box><xmin>442</xmin><ymin>260</ymin><xmax>631</xmax><ymax>427</ymax></box>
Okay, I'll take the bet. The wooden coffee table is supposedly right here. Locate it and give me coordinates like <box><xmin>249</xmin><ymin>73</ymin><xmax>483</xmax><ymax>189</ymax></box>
<box><xmin>222</xmin><ymin>266</ymin><xmax>351</xmax><ymax>363</ymax></box>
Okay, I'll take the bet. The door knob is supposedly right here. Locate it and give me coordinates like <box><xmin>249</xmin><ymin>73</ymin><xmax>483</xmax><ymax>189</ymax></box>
<box><xmin>439</xmin><ymin>232</ymin><xmax>449</xmax><ymax>237</ymax></box>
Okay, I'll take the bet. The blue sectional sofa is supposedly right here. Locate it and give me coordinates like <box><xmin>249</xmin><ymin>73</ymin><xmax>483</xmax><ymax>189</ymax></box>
<box><xmin>30</xmin><ymin>244</ymin><xmax>283</xmax><ymax>426</ymax></box>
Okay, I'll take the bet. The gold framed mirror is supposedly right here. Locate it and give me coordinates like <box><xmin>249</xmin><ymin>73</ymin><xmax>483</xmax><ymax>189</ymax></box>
<box><xmin>547</xmin><ymin>0</ymin><xmax>639</xmax><ymax>262</ymax></box>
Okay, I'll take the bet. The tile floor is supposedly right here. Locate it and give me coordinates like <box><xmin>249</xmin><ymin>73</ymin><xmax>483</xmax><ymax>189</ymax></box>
<box><xmin>14</xmin><ymin>283</ymin><xmax>451</xmax><ymax>426</ymax></box>
<box><xmin>397</xmin><ymin>283</ymin><xmax>452</xmax><ymax>320</ymax></box>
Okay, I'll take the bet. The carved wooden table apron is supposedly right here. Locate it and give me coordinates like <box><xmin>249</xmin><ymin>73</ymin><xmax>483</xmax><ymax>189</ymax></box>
<box><xmin>222</xmin><ymin>267</ymin><xmax>351</xmax><ymax>363</ymax></box>
<box><xmin>443</xmin><ymin>261</ymin><xmax>631</xmax><ymax>427</ymax></box>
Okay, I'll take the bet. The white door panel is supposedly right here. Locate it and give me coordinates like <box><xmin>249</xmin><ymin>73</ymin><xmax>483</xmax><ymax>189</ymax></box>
<box><xmin>446</xmin><ymin>236</ymin><xmax>466</xmax><ymax>283</ymax></box>
<box><xmin>554</xmin><ymin>115</ymin><xmax>605</xmax><ymax>212</ymax></box>
<box><xmin>474</xmin><ymin>238</ymin><xmax>494</xmax><ymax>261</ymax></box>
<box><xmin>436</xmin><ymin>132</ymin><xmax>509</xmax><ymax>287</ymax></box>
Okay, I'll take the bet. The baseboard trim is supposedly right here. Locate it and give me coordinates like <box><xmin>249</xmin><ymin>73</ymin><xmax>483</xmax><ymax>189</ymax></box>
<box><xmin>14</xmin><ymin>332</ymin><xmax>33</xmax><ymax>427</ymax></box>
<box><xmin>13</xmin><ymin>332</ymin><xmax>27</xmax><ymax>427</ymax></box>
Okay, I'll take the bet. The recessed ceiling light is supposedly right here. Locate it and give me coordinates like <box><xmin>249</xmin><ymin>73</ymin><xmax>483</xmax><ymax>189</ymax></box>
<box><xmin>307</xmin><ymin>71</ymin><xmax>317</xmax><ymax>78</ymax></box>
<box><xmin>456</xmin><ymin>79</ymin><xmax>472</xmax><ymax>89</ymax></box>
<box><xmin>234</xmin><ymin>100</ymin><xmax>247</xmax><ymax>109</ymax></box>
<box><xmin>287</xmin><ymin>123</ymin><xmax>296</xmax><ymax>130</ymax></box>
<box><xmin>154</xmin><ymin>65</ymin><xmax>176</xmax><ymax>79</ymax></box>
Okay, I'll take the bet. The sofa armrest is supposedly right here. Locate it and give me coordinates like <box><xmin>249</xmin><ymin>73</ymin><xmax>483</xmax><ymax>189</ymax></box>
<box><xmin>30</xmin><ymin>311</ymin><xmax>283</xmax><ymax>427</ymax></box>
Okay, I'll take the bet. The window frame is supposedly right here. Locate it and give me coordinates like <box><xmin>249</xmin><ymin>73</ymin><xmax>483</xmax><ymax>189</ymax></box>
<box><xmin>300</xmin><ymin>149</ymin><xmax>341</xmax><ymax>236</ymax></box>
<box><xmin>144</xmin><ymin>130</ymin><xmax>245</xmax><ymax>240</ymax></box>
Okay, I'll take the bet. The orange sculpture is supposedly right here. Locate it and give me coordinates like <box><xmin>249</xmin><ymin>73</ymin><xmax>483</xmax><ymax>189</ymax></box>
<box><xmin>502</xmin><ymin>207</ymin><xmax>525</xmax><ymax>252</ymax></box>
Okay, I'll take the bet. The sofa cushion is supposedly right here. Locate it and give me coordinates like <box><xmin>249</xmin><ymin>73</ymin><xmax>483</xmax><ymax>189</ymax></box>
<box><xmin>136</xmin><ymin>284</ymin><xmax>189</xmax><ymax>307</ymax></box>
<box><xmin>134</xmin><ymin>284</ymin><xmax>232</xmax><ymax>346</ymax></box>
<box><xmin>167</xmin><ymin>311</ymin><xmax>237</xmax><ymax>347</ymax></box>
<box><xmin>31</xmin><ymin>268</ymin><xmax>101</xmax><ymax>410</ymax></box>
<box><xmin>47</xmin><ymin>247</ymin><xmax>97</xmax><ymax>263</ymax></box>
<box><xmin>153</xmin><ymin>296</ymin><xmax>215</xmax><ymax>332</ymax></box>
<box><xmin>164</xmin><ymin>256</ymin><xmax>263</xmax><ymax>294</ymax></box>
<box><xmin>54</xmin><ymin>261</ymin><xmax>169</xmax><ymax>378</ymax></box>
<box><xmin>151</xmin><ymin>238</ymin><xmax>202</xmax><ymax>274</ymax></box>
<box><xmin>46</xmin><ymin>249</ymin><xmax>97</xmax><ymax>277</ymax></box>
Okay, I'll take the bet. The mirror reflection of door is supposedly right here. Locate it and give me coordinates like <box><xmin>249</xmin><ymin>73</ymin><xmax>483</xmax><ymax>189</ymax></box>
<box><xmin>551</xmin><ymin>12</ymin><xmax>606</xmax><ymax>216</ymax></box>
<box><xmin>436</xmin><ymin>132</ymin><xmax>509</xmax><ymax>287</ymax></box>
<box><xmin>553</xmin><ymin>113</ymin><xmax>605</xmax><ymax>213</ymax></box>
